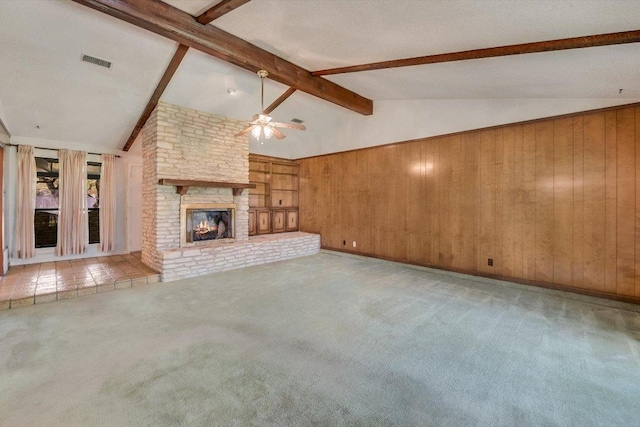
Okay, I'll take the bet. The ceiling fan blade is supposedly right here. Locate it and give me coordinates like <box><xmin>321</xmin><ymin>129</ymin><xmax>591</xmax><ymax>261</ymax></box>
<box><xmin>234</xmin><ymin>125</ymin><xmax>255</xmax><ymax>137</ymax></box>
<box><xmin>271</xmin><ymin>127</ymin><xmax>286</xmax><ymax>139</ymax></box>
<box><xmin>272</xmin><ymin>122</ymin><xmax>306</xmax><ymax>131</ymax></box>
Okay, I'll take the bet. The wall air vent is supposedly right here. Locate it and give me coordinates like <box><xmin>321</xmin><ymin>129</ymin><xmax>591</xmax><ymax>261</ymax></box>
<box><xmin>291</xmin><ymin>118</ymin><xmax>304</xmax><ymax>124</ymax></box>
<box><xmin>81</xmin><ymin>54</ymin><xmax>112</xmax><ymax>69</ymax></box>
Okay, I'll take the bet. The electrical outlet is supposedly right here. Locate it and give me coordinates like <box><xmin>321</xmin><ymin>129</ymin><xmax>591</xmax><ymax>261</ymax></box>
<box><xmin>353</xmin><ymin>241</ymin><xmax>357</xmax><ymax>248</ymax></box>
<box><xmin>488</xmin><ymin>258</ymin><xmax>493</xmax><ymax>266</ymax></box>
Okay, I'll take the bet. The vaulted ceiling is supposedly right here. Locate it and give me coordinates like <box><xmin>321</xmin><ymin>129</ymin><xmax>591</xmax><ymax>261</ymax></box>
<box><xmin>1</xmin><ymin>0</ymin><xmax>639</xmax><ymax>158</ymax></box>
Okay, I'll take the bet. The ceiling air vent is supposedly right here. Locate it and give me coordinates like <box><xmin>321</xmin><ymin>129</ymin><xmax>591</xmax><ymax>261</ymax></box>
<box><xmin>291</xmin><ymin>118</ymin><xmax>304</xmax><ymax>124</ymax></box>
<box><xmin>81</xmin><ymin>54</ymin><xmax>112</xmax><ymax>69</ymax></box>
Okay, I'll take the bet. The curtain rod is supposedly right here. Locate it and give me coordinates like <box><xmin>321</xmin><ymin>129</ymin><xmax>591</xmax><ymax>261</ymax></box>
<box><xmin>5</xmin><ymin>143</ymin><xmax>121</xmax><ymax>158</ymax></box>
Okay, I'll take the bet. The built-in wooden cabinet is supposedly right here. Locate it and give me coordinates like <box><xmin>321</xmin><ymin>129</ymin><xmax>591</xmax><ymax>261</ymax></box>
<box><xmin>248</xmin><ymin>209</ymin><xmax>257</xmax><ymax>235</ymax></box>
<box><xmin>248</xmin><ymin>158</ymin><xmax>270</xmax><ymax>209</ymax></box>
<box><xmin>286</xmin><ymin>210</ymin><xmax>298</xmax><ymax>231</ymax></box>
<box><xmin>272</xmin><ymin>209</ymin><xmax>286</xmax><ymax>233</ymax></box>
<box><xmin>270</xmin><ymin>163</ymin><xmax>299</xmax><ymax>208</ymax></box>
<box><xmin>248</xmin><ymin>154</ymin><xmax>299</xmax><ymax>235</ymax></box>
<box><xmin>256</xmin><ymin>209</ymin><xmax>271</xmax><ymax>234</ymax></box>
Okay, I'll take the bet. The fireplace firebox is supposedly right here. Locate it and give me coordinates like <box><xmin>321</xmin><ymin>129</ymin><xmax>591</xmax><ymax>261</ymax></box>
<box><xmin>180</xmin><ymin>203</ymin><xmax>235</xmax><ymax>246</ymax></box>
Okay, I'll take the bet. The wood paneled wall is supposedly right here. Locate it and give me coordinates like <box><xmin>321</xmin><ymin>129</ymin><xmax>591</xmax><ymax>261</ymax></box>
<box><xmin>298</xmin><ymin>105</ymin><xmax>640</xmax><ymax>301</ymax></box>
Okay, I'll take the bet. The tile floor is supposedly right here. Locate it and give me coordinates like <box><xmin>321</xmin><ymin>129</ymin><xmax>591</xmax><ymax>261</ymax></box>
<box><xmin>0</xmin><ymin>252</ymin><xmax>159</xmax><ymax>310</ymax></box>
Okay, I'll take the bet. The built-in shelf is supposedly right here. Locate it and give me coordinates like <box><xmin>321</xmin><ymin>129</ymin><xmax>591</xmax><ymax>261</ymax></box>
<box><xmin>158</xmin><ymin>178</ymin><xmax>256</xmax><ymax>196</ymax></box>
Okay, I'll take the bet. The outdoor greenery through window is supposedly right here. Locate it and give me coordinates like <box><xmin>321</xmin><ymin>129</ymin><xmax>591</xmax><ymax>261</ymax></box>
<box><xmin>35</xmin><ymin>158</ymin><xmax>101</xmax><ymax>248</ymax></box>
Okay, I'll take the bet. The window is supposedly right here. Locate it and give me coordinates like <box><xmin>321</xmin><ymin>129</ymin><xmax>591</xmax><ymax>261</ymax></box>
<box><xmin>87</xmin><ymin>162</ymin><xmax>101</xmax><ymax>244</ymax></box>
<box><xmin>35</xmin><ymin>158</ymin><xmax>101</xmax><ymax>248</ymax></box>
<box><xmin>35</xmin><ymin>158</ymin><xmax>59</xmax><ymax>248</ymax></box>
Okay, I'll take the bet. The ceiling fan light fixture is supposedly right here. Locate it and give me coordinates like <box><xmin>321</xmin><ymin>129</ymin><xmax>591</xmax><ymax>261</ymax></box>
<box><xmin>234</xmin><ymin>69</ymin><xmax>306</xmax><ymax>141</ymax></box>
<box><xmin>251</xmin><ymin>124</ymin><xmax>273</xmax><ymax>142</ymax></box>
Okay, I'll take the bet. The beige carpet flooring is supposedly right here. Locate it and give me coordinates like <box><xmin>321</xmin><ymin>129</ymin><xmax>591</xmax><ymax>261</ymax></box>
<box><xmin>1</xmin><ymin>251</ymin><xmax>639</xmax><ymax>426</ymax></box>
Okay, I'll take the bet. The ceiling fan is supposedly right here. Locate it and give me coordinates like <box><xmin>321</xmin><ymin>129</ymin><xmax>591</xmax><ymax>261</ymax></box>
<box><xmin>235</xmin><ymin>70</ymin><xmax>305</xmax><ymax>143</ymax></box>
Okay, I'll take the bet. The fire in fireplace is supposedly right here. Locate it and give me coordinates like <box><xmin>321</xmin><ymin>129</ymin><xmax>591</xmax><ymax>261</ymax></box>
<box><xmin>184</xmin><ymin>206</ymin><xmax>235</xmax><ymax>244</ymax></box>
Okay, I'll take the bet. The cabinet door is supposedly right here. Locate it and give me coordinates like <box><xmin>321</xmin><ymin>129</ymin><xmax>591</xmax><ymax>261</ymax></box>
<box><xmin>286</xmin><ymin>209</ymin><xmax>298</xmax><ymax>231</ymax></box>
<box><xmin>272</xmin><ymin>210</ymin><xmax>286</xmax><ymax>233</ymax></box>
<box><xmin>257</xmin><ymin>210</ymin><xmax>271</xmax><ymax>234</ymax></box>
<box><xmin>248</xmin><ymin>209</ymin><xmax>257</xmax><ymax>236</ymax></box>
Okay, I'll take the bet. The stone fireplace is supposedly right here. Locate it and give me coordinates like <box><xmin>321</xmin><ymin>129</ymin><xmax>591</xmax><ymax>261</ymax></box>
<box><xmin>141</xmin><ymin>101</ymin><xmax>320</xmax><ymax>282</ymax></box>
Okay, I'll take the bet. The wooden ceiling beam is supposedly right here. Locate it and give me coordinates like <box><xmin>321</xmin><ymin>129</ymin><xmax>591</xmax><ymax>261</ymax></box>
<box><xmin>312</xmin><ymin>30</ymin><xmax>640</xmax><ymax>76</ymax></box>
<box><xmin>122</xmin><ymin>44</ymin><xmax>189</xmax><ymax>151</ymax></box>
<box><xmin>196</xmin><ymin>0</ymin><xmax>252</xmax><ymax>24</ymax></box>
<box><xmin>71</xmin><ymin>0</ymin><xmax>373</xmax><ymax>115</ymax></box>
<box><xmin>264</xmin><ymin>88</ymin><xmax>296</xmax><ymax>115</ymax></box>
<box><xmin>122</xmin><ymin>0</ymin><xmax>251</xmax><ymax>151</ymax></box>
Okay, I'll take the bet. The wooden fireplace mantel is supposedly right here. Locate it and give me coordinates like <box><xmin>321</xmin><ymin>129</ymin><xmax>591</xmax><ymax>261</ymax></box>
<box><xmin>158</xmin><ymin>179</ymin><xmax>256</xmax><ymax>196</ymax></box>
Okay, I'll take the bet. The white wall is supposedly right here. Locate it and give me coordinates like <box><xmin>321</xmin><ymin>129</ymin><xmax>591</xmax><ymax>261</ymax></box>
<box><xmin>270</xmin><ymin>98</ymin><xmax>640</xmax><ymax>159</ymax></box>
<box><xmin>0</xmin><ymin>120</ymin><xmax>10</xmax><ymax>274</ymax></box>
<box><xmin>127</xmin><ymin>163</ymin><xmax>142</xmax><ymax>252</ymax></box>
<box><xmin>7</xmin><ymin>136</ymin><xmax>142</xmax><ymax>265</ymax></box>
<box><xmin>127</xmin><ymin>134</ymin><xmax>143</xmax><ymax>252</ymax></box>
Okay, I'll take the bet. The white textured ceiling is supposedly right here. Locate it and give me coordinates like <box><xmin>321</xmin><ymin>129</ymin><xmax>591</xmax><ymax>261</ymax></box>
<box><xmin>0</xmin><ymin>0</ymin><xmax>177</xmax><ymax>150</ymax></box>
<box><xmin>162</xmin><ymin>48</ymin><xmax>291</xmax><ymax>123</ymax></box>
<box><xmin>0</xmin><ymin>0</ymin><xmax>639</xmax><ymax>155</ymax></box>
<box><xmin>161</xmin><ymin>48</ymin><xmax>349</xmax><ymax>152</ymax></box>
<box><xmin>211</xmin><ymin>0</ymin><xmax>640</xmax><ymax>70</ymax></box>
<box><xmin>327</xmin><ymin>44</ymin><xmax>640</xmax><ymax>100</ymax></box>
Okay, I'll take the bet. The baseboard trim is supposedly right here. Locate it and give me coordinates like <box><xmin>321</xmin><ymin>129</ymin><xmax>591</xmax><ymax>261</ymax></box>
<box><xmin>321</xmin><ymin>246</ymin><xmax>640</xmax><ymax>307</ymax></box>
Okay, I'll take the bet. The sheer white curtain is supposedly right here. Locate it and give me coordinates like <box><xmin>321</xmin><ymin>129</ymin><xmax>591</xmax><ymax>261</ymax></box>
<box><xmin>99</xmin><ymin>154</ymin><xmax>116</xmax><ymax>252</ymax></box>
<box><xmin>15</xmin><ymin>145</ymin><xmax>36</xmax><ymax>259</ymax></box>
<box><xmin>56</xmin><ymin>149</ymin><xmax>87</xmax><ymax>256</ymax></box>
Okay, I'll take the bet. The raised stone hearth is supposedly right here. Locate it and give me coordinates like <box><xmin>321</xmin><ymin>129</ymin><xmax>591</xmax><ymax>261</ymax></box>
<box><xmin>141</xmin><ymin>102</ymin><xmax>319</xmax><ymax>281</ymax></box>
<box><xmin>160</xmin><ymin>232</ymin><xmax>319</xmax><ymax>282</ymax></box>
